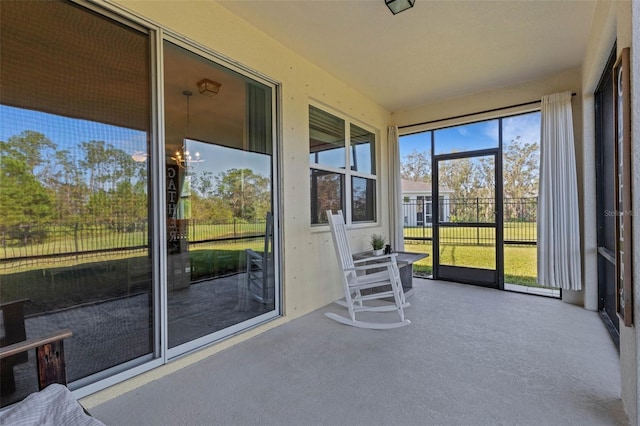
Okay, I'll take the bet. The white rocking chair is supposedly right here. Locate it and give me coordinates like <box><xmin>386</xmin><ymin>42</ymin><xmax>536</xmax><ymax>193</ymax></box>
<box><xmin>325</xmin><ymin>210</ymin><xmax>410</xmax><ymax>329</ymax></box>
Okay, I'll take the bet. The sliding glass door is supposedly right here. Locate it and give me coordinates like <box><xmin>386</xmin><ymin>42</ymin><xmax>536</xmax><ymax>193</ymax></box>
<box><xmin>163</xmin><ymin>41</ymin><xmax>278</xmax><ymax>354</ymax></box>
<box><xmin>0</xmin><ymin>0</ymin><xmax>281</xmax><ymax>404</ymax></box>
<box><xmin>0</xmin><ymin>0</ymin><xmax>155</xmax><ymax>406</ymax></box>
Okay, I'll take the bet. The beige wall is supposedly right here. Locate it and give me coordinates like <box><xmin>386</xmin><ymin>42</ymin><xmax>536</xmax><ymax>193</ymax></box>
<box><xmin>82</xmin><ymin>0</ymin><xmax>391</xmax><ymax>407</ymax></box>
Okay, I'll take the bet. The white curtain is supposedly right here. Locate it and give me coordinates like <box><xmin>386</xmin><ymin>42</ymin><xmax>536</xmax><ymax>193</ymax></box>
<box><xmin>537</xmin><ymin>92</ymin><xmax>582</xmax><ymax>290</ymax></box>
<box><xmin>387</xmin><ymin>126</ymin><xmax>405</xmax><ymax>252</ymax></box>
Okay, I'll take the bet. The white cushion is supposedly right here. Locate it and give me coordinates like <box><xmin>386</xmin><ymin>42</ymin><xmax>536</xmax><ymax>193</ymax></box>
<box><xmin>0</xmin><ymin>384</ymin><xmax>104</xmax><ymax>426</ymax></box>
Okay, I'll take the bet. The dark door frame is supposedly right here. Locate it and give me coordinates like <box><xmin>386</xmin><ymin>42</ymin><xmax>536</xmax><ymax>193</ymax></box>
<box><xmin>595</xmin><ymin>42</ymin><xmax>620</xmax><ymax>348</ymax></box>
<box><xmin>432</xmin><ymin>148</ymin><xmax>504</xmax><ymax>289</ymax></box>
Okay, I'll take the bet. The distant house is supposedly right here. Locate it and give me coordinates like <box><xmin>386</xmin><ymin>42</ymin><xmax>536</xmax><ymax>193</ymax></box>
<box><xmin>401</xmin><ymin>179</ymin><xmax>454</xmax><ymax>226</ymax></box>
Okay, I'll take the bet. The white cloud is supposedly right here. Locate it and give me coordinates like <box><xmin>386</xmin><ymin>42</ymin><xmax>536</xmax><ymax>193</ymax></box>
<box><xmin>503</xmin><ymin>112</ymin><xmax>540</xmax><ymax>147</ymax></box>
<box><xmin>483</xmin><ymin>120</ymin><xmax>500</xmax><ymax>142</ymax></box>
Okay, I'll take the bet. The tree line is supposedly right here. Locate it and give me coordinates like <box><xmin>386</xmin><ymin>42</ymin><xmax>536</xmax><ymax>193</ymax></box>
<box><xmin>401</xmin><ymin>137</ymin><xmax>539</xmax><ymax>221</ymax></box>
<box><xmin>0</xmin><ymin>130</ymin><xmax>270</xmax><ymax>245</ymax></box>
<box><xmin>1</xmin><ymin>130</ymin><xmax>148</xmax><ymax>236</ymax></box>
<box><xmin>189</xmin><ymin>167</ymin><xmax>271</xmax><ymax>224</ymax></box>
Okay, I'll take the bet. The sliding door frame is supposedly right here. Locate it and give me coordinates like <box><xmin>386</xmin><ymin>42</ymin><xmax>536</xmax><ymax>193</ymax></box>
<box><xmin>595</xmin><ymin>42</ymin><xmax>620</xmax><ymax>347</ymax></box>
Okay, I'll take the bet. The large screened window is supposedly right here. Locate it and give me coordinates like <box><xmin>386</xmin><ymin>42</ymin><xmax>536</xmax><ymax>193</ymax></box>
<box><xmin>0</xmin><ymin>0</ymin><xmax>153</xmax><ymax>406</ymax></box>
<box><xmin>0</xmin><ymin>0</ymin><xmax>280</xmax><ymax>406</ymax></box>
<box><xmin>309</xmin><ymin>106</ymin><xmax>377</xmax><ymax>224</ymax></box>
<box><xmin>399</xmin><ymin>111</ymin><xmax>543</xmax><ymax>291</ymax></box>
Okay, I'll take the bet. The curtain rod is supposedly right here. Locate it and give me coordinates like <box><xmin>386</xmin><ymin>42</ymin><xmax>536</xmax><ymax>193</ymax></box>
<box><xmin>398</xmin><ymin>92</ymin><xmax>576</xmax><ymax>130</ymax></box>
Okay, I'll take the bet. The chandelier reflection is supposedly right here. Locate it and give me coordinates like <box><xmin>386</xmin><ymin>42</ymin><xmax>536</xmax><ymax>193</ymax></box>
<box><xmin>171</xmin><ymin>90</ymin><xmax>204</xmax><ymax>169</ymax></box>
<box><xmin>171</xmin><ymin>146</ymin><xmax>203</xmax><ymax>169</ymax></box>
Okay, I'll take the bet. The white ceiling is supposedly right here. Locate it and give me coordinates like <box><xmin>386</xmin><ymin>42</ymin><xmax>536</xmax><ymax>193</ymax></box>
<box><xmin>217</xmin><ymin>0</ymin><xmax>596</xmax><ymax>111</ymax></box>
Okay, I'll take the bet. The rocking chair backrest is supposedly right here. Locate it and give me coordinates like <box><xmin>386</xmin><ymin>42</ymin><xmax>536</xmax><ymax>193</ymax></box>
<box><xmin>326</xmin><ymin>210</ymin><xmax>355</xmax><ymax>272</ymax></box>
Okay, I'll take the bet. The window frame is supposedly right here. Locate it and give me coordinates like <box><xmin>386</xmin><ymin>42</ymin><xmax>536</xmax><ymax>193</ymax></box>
<box><xmin>161</xmin><ymin>35</ymin><xmax>282</xmax><ymax>359</ymax></box>
<box><xmin>309</xmin><ymin>102</ymin><xmax>378</xmax><ymax>227</ymax></box>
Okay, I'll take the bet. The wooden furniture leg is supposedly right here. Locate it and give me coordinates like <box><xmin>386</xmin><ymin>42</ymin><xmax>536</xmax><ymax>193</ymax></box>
<box><xmin>36</xmin><ymin>339</ymin><xmax>67</xmax><ymax>390</ymax></box>
<box><xmin>0</xmin><ymin>329</ymin><xmax>72</xmax><ymax>390</ymax></box>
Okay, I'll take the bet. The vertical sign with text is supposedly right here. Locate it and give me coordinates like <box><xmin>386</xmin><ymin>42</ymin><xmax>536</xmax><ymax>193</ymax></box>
<box><xmin>167</xmin><ymin>165</ymin><xmax>182</xmax><ymax>254</ymax></box>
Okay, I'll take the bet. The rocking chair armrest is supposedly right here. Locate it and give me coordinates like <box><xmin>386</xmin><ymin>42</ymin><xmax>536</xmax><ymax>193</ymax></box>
<box><xmin>246</xmin><ymin>249</ymin><xmax>266</xmax><ymax>268</ymax></box>
<box><xmin>346</xmin><ymin>261</ymin><xmax>395</xmax><ymax>272</ymax></box>
<box><xmin>352</xmin><ymin>253</ymin><xmax>397</xmax><ymax>264</ymax></box>
<box><xmin>246</xmin><ymin>249</ymin><xmax>263</xmax><ymax>260</ymax></box>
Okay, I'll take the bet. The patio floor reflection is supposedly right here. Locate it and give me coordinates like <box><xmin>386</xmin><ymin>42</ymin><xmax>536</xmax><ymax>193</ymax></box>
<box><xmin>1</xmin><ymin>273</ymin><xmax>272</xmax><ymax>407</ymax></box>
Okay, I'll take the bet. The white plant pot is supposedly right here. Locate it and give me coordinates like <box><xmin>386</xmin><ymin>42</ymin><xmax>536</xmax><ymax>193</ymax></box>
<box><xmin>372</xmin><ymin>249</ymin><xmax>384</xmax><ymax>256</ymax></box>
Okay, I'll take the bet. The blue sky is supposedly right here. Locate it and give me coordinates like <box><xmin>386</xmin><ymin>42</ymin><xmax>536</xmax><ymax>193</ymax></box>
<box><xmin>502</xmin><ymin>112</ymin><xmax>541</xmax><ymax>148</ymax></box>
<box><xmin>185</xmin><ymin>139</ymin><xmax>271</xmax><ymax>179</ymax></box>
<box><xmin>399</xmin><ymin>131</ymin><xmax>430</xmax><ymax>159</ymax></box>
<box><xmin>399</xmin><ymin>112</ymin><xmax>541</xmax><ymax>160</ymax></box>
<box><xmin>0</xmin><ymin>105</ymin><xmax>146</xmax><ymax>158</ymax></box>
<box><xmin>2</xmin><ymin>104</ymin><xmax>537</xmax><ymax>182</ymax></box>
<box><xmin>0</xmin><ymin>105</ymin><xmax>271</xmax><ymax>180</ymax></box>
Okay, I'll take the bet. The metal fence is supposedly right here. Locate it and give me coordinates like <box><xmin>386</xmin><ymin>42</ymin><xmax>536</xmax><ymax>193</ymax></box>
<box><xmin>1</xmin><ymin>197</ymin><xmax>536</xmax><ymax>268</ymax></box>
<box><xmin>403</xmin><ymin>197</ymin><xmax>537</xmax><ymax>246</ymax></box>
<box><xmin>0</xmin><ymin>219</ymin><xmax>267</xmax><ymax>269</ymax></box>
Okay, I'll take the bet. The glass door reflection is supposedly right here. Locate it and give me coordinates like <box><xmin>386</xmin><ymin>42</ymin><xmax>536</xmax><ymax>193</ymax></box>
<box><xmin>164</xmin><ymin>38</ymin><xmax>277</xmax><ymax>352</ymax></box>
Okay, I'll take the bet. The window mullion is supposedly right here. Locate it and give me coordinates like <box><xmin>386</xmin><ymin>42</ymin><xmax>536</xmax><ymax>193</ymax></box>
<box><xmin>345</xmin><ymin>120</ymin><xmax>352</xmax><ymax>223</ymax></box>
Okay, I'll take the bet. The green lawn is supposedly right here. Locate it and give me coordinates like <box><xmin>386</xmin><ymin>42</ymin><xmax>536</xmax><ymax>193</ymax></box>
<box><xmin>1</xmin><ymin>237</ymin><xmax>264</xmax><ymax>276</ymax></box>
<box><xmin>403</xmin><ymin>221</ymin><xmax>538</xmax><ymax>286</ymax></box>
<box><xmin>405</xmin><ymin>241</ymin><xmax>538</xmax><ymax>287</ymax></box>
<box><xmin>404</xmin><ymin>221</ymin><xmax>537</xmax><ymax>243</ymax></box>
<box><xmin>3</xmin><ymin>220</ymin><xmax>538</xmax><ymax>287</ymax></box>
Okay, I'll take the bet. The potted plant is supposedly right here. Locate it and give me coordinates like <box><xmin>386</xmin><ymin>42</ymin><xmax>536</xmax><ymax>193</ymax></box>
<box><xmin>370</xmin><ymin>234</ymin><xmax>386</xmax><ymax>256</ymax></box>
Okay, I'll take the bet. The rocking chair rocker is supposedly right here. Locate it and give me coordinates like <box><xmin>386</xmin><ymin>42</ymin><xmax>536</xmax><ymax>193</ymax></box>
<box><xmin>325</xmin><ymin>210</ymin><xmax>410</xmax><ymax>329</ymax></box>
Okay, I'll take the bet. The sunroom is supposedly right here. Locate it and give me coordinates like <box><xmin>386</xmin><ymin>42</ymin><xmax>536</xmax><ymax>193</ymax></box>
<box><xmin>0</xmin><ymin>0</ymin><xmax>639</xmax><ymax>424</ymax></box>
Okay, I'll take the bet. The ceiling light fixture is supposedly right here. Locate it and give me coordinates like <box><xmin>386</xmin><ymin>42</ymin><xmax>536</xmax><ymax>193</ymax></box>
<box><xmin>171</xmin><ymin>90</ymin><xmax>203</xmax><ymax>169</ymax></box>
<box><xmin>385</xmin><ymin>0</ymin><xmax>415</xmax><ymax>15</ymax></box>
<box><xmin>197</xmin><ymin>78</ymin><xmax>221</xmax><ymax>97</ymax></box>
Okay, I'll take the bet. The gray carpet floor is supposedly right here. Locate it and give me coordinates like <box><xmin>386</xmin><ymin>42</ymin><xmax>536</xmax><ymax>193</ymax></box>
<box><xmin>90</xmin><ymin>279</ymin><xmax>629</xmax><ymax>426</ymax></box>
